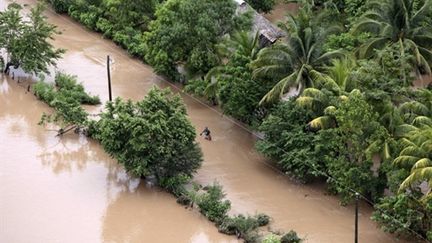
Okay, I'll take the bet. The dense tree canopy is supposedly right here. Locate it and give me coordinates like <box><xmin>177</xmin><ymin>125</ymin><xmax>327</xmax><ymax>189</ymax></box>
<box><xmin>252</xmin><ymin>8</ymin><xmax>343</xmax><ymax>104</ymax></box>
<box><xmin>143</xmin><ymin>0</ymin><xmax>251</xmax><ymax>79</ymax></box>
<box><xmin>354</xmin><ymin>0</ymin><xmax>432</xmax><ymax>74</ymax></box>
<box><xmin>91</xmin><ymin>87</ymin><xmax>202</xmax><ymax>184</ymax></box>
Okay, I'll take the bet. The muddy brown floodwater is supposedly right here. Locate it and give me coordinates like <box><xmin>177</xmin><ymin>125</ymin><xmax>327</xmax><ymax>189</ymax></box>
<box><xmin>0</xmin><ymin>0</ymin><xmax>411</xmax><ymax>242</ymax></box>
<box><xmin>264</xmin><ymin>0</ymin><xmax>299</xmax><ymax>24</ymax></box>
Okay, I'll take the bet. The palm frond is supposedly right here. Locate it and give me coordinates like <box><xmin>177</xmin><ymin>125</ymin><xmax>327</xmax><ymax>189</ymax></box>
<box><xmin>394</xmin><ymin>155</ymin><xmax>420</xmax><ymax>168</ymax></box>
<box><xmin>400</xmin><ymin>145</ymin><xmax>424</xmax><ymax>157</ymax></box>
<box><xmin>395</xmin><ymin>124</ymin><xmax>419</xmax><ymax>137</ymax></box>
<box><xmin>259</xmin><ymin>71</ymin><xmax>298</xmax><ymax>105</ymax></box>
<box><xmin>296</xmin><ymin>96</ymin><xmax>315</xmax><ymax>108</ymax></box>
<box><xmin>412</xmin><ymin>158</ymin><xmax>432</xmax><ymax>171</ymax></box>
<box><xmin>412</xmin><ymin>116</ymin><xmax>432</xmax><ymax>127</ymax></box>
<box><xmin>308</xmin><ymin>115</ymin><xmax>334</xmax><ymax>129</ymax></box>
<box><xmin>399</xmin><ymin>167</ymin><xmax>432</xmax><ymax>191</ymax></box>
<box><xmin>357</xmin><ymin>37</ymin><xmax>389</xmax><ymax>58</ymax></box>
<box><xmin>399</xmin><ymin>101</ymin><xmax>430</xmax><ymax>116</ymax></box>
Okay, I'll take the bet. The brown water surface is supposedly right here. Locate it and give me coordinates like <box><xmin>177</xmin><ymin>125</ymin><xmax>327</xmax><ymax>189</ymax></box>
<box><xmin>264</xmin><ymin>0</ymin><xmax>299</xmax><ymax>24</ymax></box>
<box><xmin>1</xmin><ymin>0</ymin><xmax>411</xmax><ymax>242</ymax></box>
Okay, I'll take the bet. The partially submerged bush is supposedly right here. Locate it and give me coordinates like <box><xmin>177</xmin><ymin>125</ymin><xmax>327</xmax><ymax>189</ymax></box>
<box><xmin>92</xmin><ymin>87</ymin><xmax>202</xmax><ymax>185</ymax></box>
<box><xmin>197</xmin><ymin>182</ymin><xmax>231</xmax><ymax>223</ymax></box>
<box><xmin>280</xmin><ymin>230</ymin><xmax>302</xmax><ymax>243</ymax></box>
<box><xmin>256</xmin><ymin>213</ymin><xmax>270</xmax><ymax>226</ymax></box>
<box><xmin>54</xmin><ymin>73</ymin><xmax>100</xmax><ymax>105</ymax></box>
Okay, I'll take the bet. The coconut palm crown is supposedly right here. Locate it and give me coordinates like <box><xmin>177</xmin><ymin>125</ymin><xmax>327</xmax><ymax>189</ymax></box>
<box><xmin>252</xmin><ymin>8</ymin><xmax>344</xmax><ymax>104</ymax></box>
<box><xmin>354</xmin><ymin>0</ymin><xmax>432</xmax><ymax>74</ymax></box>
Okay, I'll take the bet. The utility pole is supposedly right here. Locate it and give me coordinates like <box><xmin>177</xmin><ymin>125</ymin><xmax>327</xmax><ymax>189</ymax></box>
<box><xmin>355</xmin><ymin>192</ymin><xmax>360</xmax><ymax>243</ymax></box>
<box><xmin>107</xmin><ymin>55</ymin><xmax>112</xmax><ymax>101</ymax></box>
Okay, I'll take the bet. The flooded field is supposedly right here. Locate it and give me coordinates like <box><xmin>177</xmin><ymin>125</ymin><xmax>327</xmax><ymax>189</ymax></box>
<box><xmin>0</xmin><ymin>0</ymin><xmax>410</xmax><ymax>242</ymax></box>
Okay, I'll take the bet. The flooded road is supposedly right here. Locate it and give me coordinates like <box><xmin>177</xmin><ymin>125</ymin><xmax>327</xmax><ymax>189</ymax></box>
<box><xmin>264</xmin><ymin>0</ymin><xmax>298</xmax><ymax>24</ymax></box>
<box><xmin>1</xmin><ymin>0</ymin><xmax>409</xmax><ymax>242</ymax></box>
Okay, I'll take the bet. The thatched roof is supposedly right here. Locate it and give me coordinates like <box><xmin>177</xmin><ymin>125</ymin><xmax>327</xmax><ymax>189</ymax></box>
<box><xmin>236</xmin><ymin>1</ymin><xmax>285</xmax><ymax>43</ymax></box>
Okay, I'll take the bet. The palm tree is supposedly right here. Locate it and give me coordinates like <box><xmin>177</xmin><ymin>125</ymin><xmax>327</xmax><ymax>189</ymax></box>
<box><xmin>353</xmin><ymin>0</ymin><xmax>432</xmax><ymax>74</ymax></box>
<box><xmin>252</xmin><ymin>8</ymin><xmax>344</xmax><ymax>104</ymax></box>
<box><xmin>394</xmin><ymin>123</ymin><xmax>432</xmax><ymax>200</ymax></box>
<box><xmin>203</xmin><ymin>31</ymin><xmax>261</xmax><ymax>102</ymax></box>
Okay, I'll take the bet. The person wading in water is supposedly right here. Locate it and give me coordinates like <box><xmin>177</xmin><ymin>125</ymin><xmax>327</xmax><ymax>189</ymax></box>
<box><xmin>200</xmin><ymin>127</ymin><xmax>212</xmax><ymax>141</ymax></box>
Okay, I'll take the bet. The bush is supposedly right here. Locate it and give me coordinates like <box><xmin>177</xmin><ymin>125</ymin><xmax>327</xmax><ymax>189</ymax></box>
<box><xmin>280</xmin><ymin>230</ymin><xmax>302</xmax><ymax>243</ymax></box>
<box><xmin>218</xmin><ymin>214</ymin><xmax>259</xmax><ymax>238</ymax></box>
<box><xmin>372</xmin><ymin>194</ymin><xmax>431</xmax><ymax>239</ymax></box>
<box><xmin>92</xmin><ymin>87</ymin><xmax>202</xmax><ymax>185</ymax></box>
<box><xmin>256</xmin><ymin>101</ymin><xmax>322</xmax><ymax>181</ymax></box>
<box><xmin>262</xmin><ymin>234</ymin><xmax>280</xmax><ymax>243</ymax></box>
<box><xmin>197</xmin><ymin>183</ymin><xmax>231</xmax><ymax>223</ymax></box>
<box><xmin>34</xmin><ymin>84</ymin><xmax>88</xmax><ymax>129</ymax></box>
<box><xmin>256</xmin><ymin>213</ymin><xmax>270</xmax><ymax>226</ymax></box>
<box><xmin>54</xmin><ymin>72</ymin><xmax>100</xmax><ymax>105</ymax></box>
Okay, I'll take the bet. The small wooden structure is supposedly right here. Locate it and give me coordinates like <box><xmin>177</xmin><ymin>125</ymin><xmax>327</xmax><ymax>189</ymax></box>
<box><xmin>235</xmin><ymin>0</ymin><xmax>285</xmax><ymax>46</ymax></box>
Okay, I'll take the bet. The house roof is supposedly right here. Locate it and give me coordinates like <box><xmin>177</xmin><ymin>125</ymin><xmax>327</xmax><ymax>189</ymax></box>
<box><xmin>236</xmin><ymin>1</ymin><xmax>285</xmax><ymax>43</ymax></box>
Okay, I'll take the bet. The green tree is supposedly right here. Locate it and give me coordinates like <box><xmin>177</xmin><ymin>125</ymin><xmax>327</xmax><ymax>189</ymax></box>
<box><xmin>252</xmin><ymin>8</ymin><xmax>343</xmax><ymax>104</ymax></box>
<box><xmin>256</xmin><ymin>101</ymin><xmax>322</xmax><ymax>180</ymax></box>
<box><xmin>353</xmin><ymin>0</ymin><xmax>432</xmax><ymax>74</ymax></box>
<box><xmin>394</xmin><ymin>123</ymin><xmax>432</xmax><ymax>201</ymax></box>
<box><xmin>143</xmin><ymin>0</ymin><xmax>250</xmax><ymax>79</ymax></box>
<box><xmin>92</xmin><ymin>87</ymin><xmax>202</xmax><ymax>185</ymax></box>
<box><xmin>0</xmin><ymin>3</ymin><xmax>64</xmax><ymax>74</ymax></box>
<box><xmin>372</xmin><ymin>193</ymin><xmax>432</xmax><ymax>240</ymax></box>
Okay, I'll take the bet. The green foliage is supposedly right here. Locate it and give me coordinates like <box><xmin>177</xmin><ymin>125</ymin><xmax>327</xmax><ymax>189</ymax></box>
<box><xmin>353</xmin><ymin>44</ymin><xmax>415</xmax><ymax>103</ymax></box>
<box><xmin>196</xmin><ymin>182</ymin><xmax>231</xmax><ymax>223</ymax></box>
<box><xmin>143</xmin><ymin>0</ymin><xmax>250</xmax><ymax>78</ymax></box>
<box><xmin>246</xmin><ymin>0</ymin><xmax>276</xmax><ymax>13</ymax></box>
<box><xmin>54</xmin><ymin>73</ymin><xmax>100</xmax><ymax>105</ymax></box>
<box><xmin>324</xmin><ymin>32</ymin><xmax>370</xmax><ymax>52</ymax></box>
<box><xmin>257</xmin><ymin>101</ymin><xmax>322</xmax><ymax>181</ymax></box>
<box><xmin>0</xmin><ymin>3</ymin><xmax>64</xmax><ymax>74</ymax></box>
<box><xmin>353</xmin><ymin>0</ymin><xmax>432</xmax><ymax>73</ymax></box>
<box><xmin>372</xmin><ymin>194</ymin><xmax>432</xmax><ymax>239</ymax></box>
<box><xmin>256</xmin><ymin>213</ymin><xmax>270</xmax><ymax>226</ymax></box>
<box><xmin>184</xmin><ymin>78</ymin><xmax>208</xmax><ymax>97</ymax></box>
<box><xmin>33</xmin><ymin>72</ymin><xmax>99</xmax><ymax>129</ymax></box>
<box><xmin>48</xmin><ymin>0</ymin><xmax>158</xmax><ymax>58</ymax></box>
<box><xmin>262</xmin><ymin>234</ymin><xmax>280</xmax><ymax>243</ymax></box>
<box><xmin>218</xmin><ymin>214</ymin><xmax>260</xmax><ymax>242</ymax></box>
<box><xmin>92</xmin><ymin>87</ymin><xmax>202</xmax><ymax>184</ymax></box>
<box><xmin>280</xmin><ymin>230</ymin><xmax>302</xmax><ymax>243</ymax></box>
<box><xmin>218</xmin><ymin>54</ymin><xmax>273</xmax><ymax>125</ymax></box>
<box><xmin>47</xmin><ymin>0</ymin><xmax>70</xmax><ymax>13</ymax></box>
<box><xmin>252</xmin><ymin>7</ymin><xmax>344</xmax><ymax>103</ymax></box>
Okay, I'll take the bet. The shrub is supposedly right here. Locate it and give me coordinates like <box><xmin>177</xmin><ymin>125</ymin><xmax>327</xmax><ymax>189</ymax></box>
<box><xmin>256</xmin><ymin>213</ymin><xmax>270</xmax><ymax>226</ymax></box>
<box><xmin>262</xmin><ymin>234</ymin><xmax>281</xmax><ymax>243</ymax></box>
<box><xmin>93</xmin><ymin>87</ymin><xmax>202</xmax><ymax>184</ymax></box>
<box><xmin>372</xmin><ymin>194</ymin><xmax>431</xmax><ymax>239</ymax></box>
<box><xmin>197</xmin><ymin>183</ymin><xmax>231</xmax><ymax>223</ymax></box>
<box><xmin>54</xmin><ymin>72</ymin><xmax>100</xmax><ymax>105</ymax></box>
<box><xmin>218</xmin><ymin>214</ymin><xmax>259</xmax><ymax>239</ymax></box>
<box><xmin>280</xmin><ymin>230</ymin><xmax>302</xmax><ymax>243</ymax></box>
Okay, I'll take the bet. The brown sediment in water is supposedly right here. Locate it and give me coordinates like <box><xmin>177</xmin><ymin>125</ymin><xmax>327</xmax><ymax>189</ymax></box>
<box><xmin>0</xmin><ymin>75</ymin><xmax>237</xmax><ymax>243</ymax></box>
<box><xmin>264</xmin><ymin>0</ymin><xmax>299</xmax><ymax>24</ymax></box>
<box><xmin>1</xmin><ymin>0</ymin><xmax>411</xmax><ymax>242</ymax></box>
